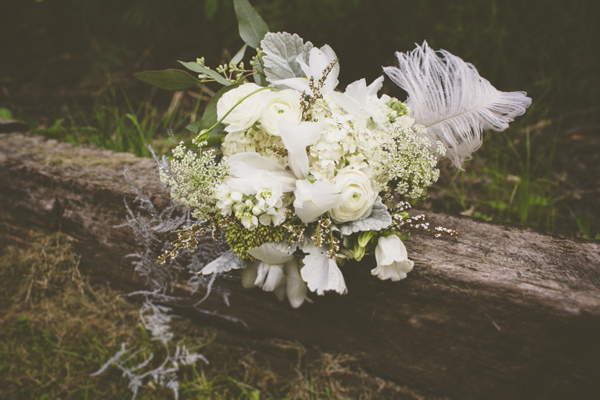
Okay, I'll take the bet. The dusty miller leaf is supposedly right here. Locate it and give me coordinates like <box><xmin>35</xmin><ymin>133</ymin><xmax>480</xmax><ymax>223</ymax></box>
<box><xmin>339</xmin><ymin>198</ymin><xmax>392</xmax><ymax>235</ymax></box>
<box><xmin>261</xmin><ymin>32</ymin><xmax>313</xmax><ymax>82</ymax></box>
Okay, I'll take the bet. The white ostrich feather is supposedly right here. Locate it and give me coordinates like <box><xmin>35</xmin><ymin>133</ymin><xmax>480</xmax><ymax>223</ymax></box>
<box><xmin>384</xmin><ymin>42</ymin><xmax>531</xmax><ymax>167</ymax></box>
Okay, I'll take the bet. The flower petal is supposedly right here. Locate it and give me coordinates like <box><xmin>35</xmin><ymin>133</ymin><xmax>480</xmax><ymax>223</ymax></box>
<box><xmin>366</xmin><ymin>75</ymin><xmax>384</xmax><ymax>96</ymax></box>
<box><xmin>285</xmin><ymin>258</ymin><xmax>307</xmax><ymax>308</ymax></box>
<box><xmin>227</xmin><ymin>152</ymin><xmax>297</xmax><ymax>193</ymax></box>
<box><xmin>260</xmin><ymin>263</ymin><xmax>285</xmax><ymax>292</ymax></box>
<box><xmin>278</xmin><ymin>121</ymin><xmax>323</xmax><ymax>179</ymax></box>
<box><xmin>301</xmin><ymin>242</ymin><xmax>347</xmax><ymax>295</ymax></box>
<box><xmin>330</xmin><ymin>76</ymin><xmax>383</xmax><ymax>118</ymax></box>
<box><xmin>372</xmin><ymin>235</ymin><xmax>414</xmax><ymax>282</ymax></box>
<box><xmin>317</xmin><ymin>45</ymin><xmax>340</xmax><ymax>94</ymax></box>
<box><xmin>330</xmin><ymin>90</ymin><xmax>363</xmax><ymax>117</ymax></box>
<box><xmin>247</xmin><ymin>241</ymin><xmax>296</xmax><ymax>264</ymax></box>
<box><xmin>272</xmin><ymin>77</ymin><xmax>311</xmax><ymax>93</ymax></box>
<box><xmin>241</xmin><ymin>262</ymin><xmax>259</xmax><ymax>288</ymax></box>
<box><xmin>228</xmin><ymin>152</ymin><xmax>286</xmax><ymax>175</ymax></box>
<box><xmin>375</xmin><ymin>235</ymin><xmax>407</xmax><ymax>266</ymax></box>
<box><xmin>371</xmin><ymin>260</ymin><xmax>414</xmax><ymax>281</ymax></box>
<box><xmin>293</xmin><ymin>179</ymin><xmax>341</xmax><ymax>223</ymax></box>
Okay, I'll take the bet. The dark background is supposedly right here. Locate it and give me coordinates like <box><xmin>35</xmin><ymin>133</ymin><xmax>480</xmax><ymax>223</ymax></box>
<box><xmin>2</xmin><ymin>0</ymin><xmax>598</xmax><ymax>120</ymax></box>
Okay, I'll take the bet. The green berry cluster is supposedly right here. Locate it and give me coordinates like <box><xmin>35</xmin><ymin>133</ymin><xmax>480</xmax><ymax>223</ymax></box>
<box><xmin>225</xmin><ymin>221</ymin><xmax>286</xmax><ymax>260</ymax></box>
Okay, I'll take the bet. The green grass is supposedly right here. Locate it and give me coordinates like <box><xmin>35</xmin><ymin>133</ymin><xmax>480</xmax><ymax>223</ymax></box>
<box><xmin>32</xmin><ymin>86</ymin><xmax>203</xmax><ymax>158</ymax></box>
<box><xmin>0</xmin><ymin>233</ymin><xmax>385</xmax><ymax>399</ymax></box>
<box><xmin>429</xmin><ymin>111</ymin><xmax>598</xmax><ymax>238</ymax></box>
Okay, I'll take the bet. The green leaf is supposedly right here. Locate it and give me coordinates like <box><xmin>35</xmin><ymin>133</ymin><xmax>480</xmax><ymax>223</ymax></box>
<box><xmin>357</xmin><ymin>230</ymin><xmax>376</xmax><ymax>247</ymax></box>
<box><xmin>134</xmin><ymin>69</ymin><xmax>200</xmax><ymax>90</ymax></box>
<box><xmin>252</xmin><ymin>61</ymin><xmax>268</xmax><ymax>86</ymax></box>
<box><xmin>233</xmin><ymin>0</ymin><xmax>269</xmax><ymax>48</ymax></box>
<box><xmin>185</xmin><ymin>120</ymin><xmax>202</xmax><ymax>135</ymax></box>
<box><xmin>353</xmin><ymin>241</ymin><xmax>366</xmax><ymax>262</ymax></box>
<box><xmin>231</xmin><ymin>44</ymin><xmax>248</xmax><ymax>65</ymax></box>
<box><xmin>178</xmin><ymin>61</ymin><xmax>231</xmax><ymax>86</ymax></box>
<box><xmin>186</xmin><ymin>84</ymin><xmax>239</xmax><ymax>135</ymax></box>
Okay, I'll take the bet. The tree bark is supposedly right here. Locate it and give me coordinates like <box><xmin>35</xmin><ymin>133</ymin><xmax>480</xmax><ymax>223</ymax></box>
<box><xmin>1</xmin><ymin>133</ymin><xmax>599</xmax><ymax>400</ymax></box>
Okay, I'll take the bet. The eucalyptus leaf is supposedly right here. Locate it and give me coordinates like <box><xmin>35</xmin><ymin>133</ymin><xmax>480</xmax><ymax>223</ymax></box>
<box><xmin>178</xmin><ymin>61</ymin><xmax>231</xmax><ymax>86</ymax></box>
<box><xmin>134</xmin><ymin>69</ymin><xmax>200</xmax><ymax>90</ymax></box>
<box><xmin>253</xmin><ymin>72</ymin><xmax>268</xmax><ymax>87</ymax></box>
<box><xmin>252</xmin><ymin>61</ymin><xmax>268</xmax><ymax>86</ymax></box>
<box><xmin>261</xmin><ymin>32</ymin><xmax>313</xmax><ymax>82</ymax></box>
<box><xmin>233</xmin><ymin>0</ymin><xmax>269</xmax><ymax>48</ymax></box>
<box><xmin>231</xmin><ymin>44</ymin><xmax>248</xmax><ymax>65</ymax></box>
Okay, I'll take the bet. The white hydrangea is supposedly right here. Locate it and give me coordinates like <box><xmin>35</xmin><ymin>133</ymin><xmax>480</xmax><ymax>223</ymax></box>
<box><xmin>307</xmin><ymin>95</ymin><xmax>398</xmax><ymax>191</ymax></box>
<box><xmin>222</xmin><ymin>127</ymin><xmax>288</xmax><ymax>166</ymax></box>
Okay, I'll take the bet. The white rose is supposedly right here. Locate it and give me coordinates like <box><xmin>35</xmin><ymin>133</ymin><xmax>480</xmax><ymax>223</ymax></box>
<box><xmin>330</xmin><ymin>169</ymin><xmax>377</xmax><ymax>223</ymax></box>
<box><xmin>371</xmin><ymin>235</ymin><xmax>414</xmax><ymax>281</ymax></box>
<box><xmin>258</xmin><ymin>90</ymin><xmax>302</xmax><ymax>136</ymax></box>
<box><xmin>217</xmin><ymin>83</ymin><xmax>268</xmax><ymax>133</ymax></box>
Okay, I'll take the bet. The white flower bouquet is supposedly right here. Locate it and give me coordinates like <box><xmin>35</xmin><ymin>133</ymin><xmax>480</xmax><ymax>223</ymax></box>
<box><xmin>137</xmin><ymin>0</ymin><xmax>531</xmax><ymax>308</ymax></box>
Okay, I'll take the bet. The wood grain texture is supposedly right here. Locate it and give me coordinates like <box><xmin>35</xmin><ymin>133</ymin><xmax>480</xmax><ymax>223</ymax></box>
<box><xmin>1</xmin><ymin>133</ymin><xmax>599</xmax><ymax>399</ymax></box>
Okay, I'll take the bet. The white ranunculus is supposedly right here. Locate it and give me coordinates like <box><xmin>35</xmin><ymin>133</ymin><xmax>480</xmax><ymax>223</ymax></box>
<box><xmin>330</xmin><ymin>169</ymin><xmax>378</xmax><ymax>223</ymax></box>
<box><xmin>259</xmin><ymin>90</ymin><xmax>302</xmax><ymax>136</ymax></box>
<box><xmin>372</xmin><ymin>235</ymin><xmax>414</xmax><ymax>281</ymax></box>
<box><xmin>217</xmin><ymin>83</ymin><xmax>269</xmax><ymax>133</ymax></box>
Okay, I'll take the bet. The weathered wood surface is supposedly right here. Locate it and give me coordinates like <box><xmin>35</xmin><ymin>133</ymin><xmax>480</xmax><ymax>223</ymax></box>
<box><xmin>1</xmin><ymin>133</ymin><xmax>599</xmax><ymax>400</ymax></box>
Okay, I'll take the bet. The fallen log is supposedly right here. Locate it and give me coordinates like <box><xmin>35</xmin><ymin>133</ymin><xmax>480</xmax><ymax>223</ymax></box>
<box><xmin>1</xmin><ymin>133</ymin><xmax>599</xmax><ymax>400</ymax></box>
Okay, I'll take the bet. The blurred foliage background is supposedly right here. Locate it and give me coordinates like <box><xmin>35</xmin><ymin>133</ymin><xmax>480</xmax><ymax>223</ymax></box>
<box><xmin>1</xmin><ymin>0</ymin><xmax>598</xmax><ymax>237</ymax></box>
<box><xmin>2</xmin><ymin>0</ymin><xmax>598</xmax><ymax>118</ymax></box>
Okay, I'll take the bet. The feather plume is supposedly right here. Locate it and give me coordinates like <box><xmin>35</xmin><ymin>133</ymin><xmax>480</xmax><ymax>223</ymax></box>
<box><xmin>384</xmin><ymin>42</ymin><xmax>531</xmax><ymax>167</ymax></box>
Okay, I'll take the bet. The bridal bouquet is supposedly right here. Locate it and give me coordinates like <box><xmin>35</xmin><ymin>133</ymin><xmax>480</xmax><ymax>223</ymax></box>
<box><xmin>136</xmin><ymin>0</ymin><xmax>531</xmax><ymax>308</ymax></box>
